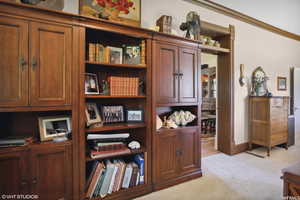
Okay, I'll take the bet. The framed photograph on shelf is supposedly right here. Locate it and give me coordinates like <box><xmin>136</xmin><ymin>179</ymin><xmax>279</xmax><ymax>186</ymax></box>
<box><xmin>124</xmin><ymin>46</ymin><xmax>140</xmax><ymax>65</ymax></box>
<box><xmin>101</xmin><ymin>105</ymin><xmax>124</xmax><ymax>123</ymax></box>
<box><xmin>126</xmin><ymin>109</ymin><xmax>143</xmax><ymax>122</ymax></box>
<box><xmin>108</xmin><ymin>46</ymin><xmax>123</xmax><ymax>64</ymax></box>
<box><xmin>277</xmin><ymin>76</ymin><xmax>287</xmax><ymax>91</ymax></box>
<box><xmin>85</xmin><ymin>103</ymin><xmax>102</xmax><ymax>127</ymax></box>
<box><xmin>79</xmin><ymin>0</ymin><xmax>141</xmax><ymax>27</ymax></box>
<box><xmin>85</xmin><ymin>73</ymin><xmax>99</xmax><ymax>94</ymax></box>
<box><xmin>38</xmin><ymin>116</ymin><xmax>71</xmax><ymax>142</ymax></box>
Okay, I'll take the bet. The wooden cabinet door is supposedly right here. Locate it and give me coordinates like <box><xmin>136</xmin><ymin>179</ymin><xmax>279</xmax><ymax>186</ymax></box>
<box><xmin>153</xmin><ymin>131</ymin><xmax>178</xmax><ymax>182</ymax></box>
<box><xmin>0</xmin><ymin>150</ymin><xmax>29</xmax><ymax>195</ymax></box>
<box><xmin>30</xmin><ymin>144</ymin><xmax>72</xmax><ymax>200</ymax></box>
<box><xmin>0</xmin><ymin>16</ymin><xmax>29</xmax><ymax>107</ymax></box>
<box><xmin>154</xmin><ymin>42</ymin><xmax>179</xmax><ymax>104</ymax></box>
<box><xmin>177</xmin><ymin>128</ymin><xmax>199</xmax><ymax>175</ymax></box>
<box><xmin>179</xmin><ymin>48</ymin><xmax>198</xmax><ymax>103</ymax></box>
<box><xmin>30</xmin><ymin>22</ymin><xmax>72</xmax><ymax>106</ymax></box>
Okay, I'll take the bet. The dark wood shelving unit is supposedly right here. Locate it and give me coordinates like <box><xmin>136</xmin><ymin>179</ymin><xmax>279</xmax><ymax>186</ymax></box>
<box><xmin>85</xmin><ymin>61</ymin><xmax>147</xmax><ymax>69</ymax></box>
<box><xmin>86</xmin><ymin>148</ymin><xmax>146</xmax><ymax>162</ymax></box>
<box><xmin>86</xmin><ymin>123</ymin><xmax>147</xmax><ymax>133</ymax></box>
<box><xmin>86</xmin><ymin>95</ymin><xmax>146</xmax><ymax>99</ymax></box>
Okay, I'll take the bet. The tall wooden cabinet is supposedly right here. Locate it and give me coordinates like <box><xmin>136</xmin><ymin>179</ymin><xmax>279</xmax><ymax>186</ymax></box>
<box><xmin>152</xmin><ymin>36</ymin><xmax>201</xmax><ymax>190</ymax></box>
<box><xmin>249</xmin><ymin>96</ymin><xmax>289</xmax><ymax>156</ymax></box>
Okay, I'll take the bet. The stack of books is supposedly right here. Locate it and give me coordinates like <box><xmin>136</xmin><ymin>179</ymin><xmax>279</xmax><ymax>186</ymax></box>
<box><xmin>85</xmin><ymin>154</ymin><xmax>144</xmax><ymax>199</ymax></box>
<box><xmin>0</xmin><ymin>137</ymin><xmax>33</xmax><ymax>148</ymax></box>
<box><xmin>108</xmin><ymin>76</ymin><xmax>139</xmax><ymax>96</ymax></box>
<box><xmin>87</xmin><ymin>133</ymin><xmax>131</xmax><ymax>159</ymax></box>
<box><xmin>88</xmin><ymin>43</ymin><xmax>110</xmax><ymax>63</ymax></box>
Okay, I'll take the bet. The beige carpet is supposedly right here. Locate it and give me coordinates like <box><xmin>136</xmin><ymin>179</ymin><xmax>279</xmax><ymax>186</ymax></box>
<box><xmin>137</xmin><ymin>135</ymin><xmax>300</xmax><ymax>200</ymax></box>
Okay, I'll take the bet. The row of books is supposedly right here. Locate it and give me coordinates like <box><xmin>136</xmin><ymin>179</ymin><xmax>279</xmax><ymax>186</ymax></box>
<box><xmin>87</xmin><ymin>133</ymin><xmax>130</xmax><ymax>159</ymax></box>
<box><xmin>88</xmin><ymin>43</ymin><xmax>110</xmax><ymax>63</ymax></box>
<box><xmin>87</xmin><ymin>41</ymin><xmax>146</xmax><ymax>65</ymax></box>
<box><xmin>108</xmin><ymin>76</ymin><xmax>139</xmax><ymax>96</ymax></box>
<box><xmin>86</xmin><ymin>154</ymin><xmax>144</xmax><ymax>199</ymax></box>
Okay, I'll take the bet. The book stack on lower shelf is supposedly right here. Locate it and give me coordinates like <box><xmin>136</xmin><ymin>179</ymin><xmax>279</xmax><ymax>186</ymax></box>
<box><xmin>87</xmin><ymin>133</ymin><xmax>131</xmax><ymax>159</ymax></box>
<box><xmin>86</xmin><ymin>154</ymin><xmax>144</xmax><ymax>199</ymax></box>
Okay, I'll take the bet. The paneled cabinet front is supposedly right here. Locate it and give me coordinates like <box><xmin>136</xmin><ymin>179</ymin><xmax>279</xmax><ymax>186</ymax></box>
<box><xmin>0</xmin><ymin>149</ymin><xmax>29</xmax><ymax>195</ymax></box>
<box><xmin>0</xmin><ymin>144</ymin><xmax>72</xmax><ymax>200</ymax></box>
<box><xmin>0</xmin><ymin>16</ymin><xmax>72</xmax><ymax>108</ymax></box>
<box><xmin>153</xmin><ymin>128</ymin><xmax>200</xmax><ymax>187</ymax></box>
<box><xmin>153</xmin><ymin>41</ymin><xmax>199</xmax><ymax>105</ymax></box>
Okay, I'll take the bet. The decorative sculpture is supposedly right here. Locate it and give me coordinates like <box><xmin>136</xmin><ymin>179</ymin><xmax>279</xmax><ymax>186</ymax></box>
<box><xmin>180</xmin><ymin>11</ymin><xmax>201</xmax><ymax>40</ymax></box>
<box><xmin>156</xmin><ymin>115</ymin><xmax>163</xmax><ymax>130</ymax></box>
<box><xmin>128</xmin><ymin>141</ymin><xmax>141</xmax><ymax>150</ymax></box>
<box><xmin>250</xmin><ymin>66</ymin><xmax>271</xmax><ymax>96</ymax></box>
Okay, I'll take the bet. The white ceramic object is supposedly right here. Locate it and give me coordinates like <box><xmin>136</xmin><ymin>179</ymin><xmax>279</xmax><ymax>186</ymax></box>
<box><xmin>128</xmin><ymin>141</ymin><xmax>141</xmax><ymax>150</ymax></box>
<box><xmin>156</xmin><ymin>115</ymin><xmax>163</xmax><ymax>130</ymax></box>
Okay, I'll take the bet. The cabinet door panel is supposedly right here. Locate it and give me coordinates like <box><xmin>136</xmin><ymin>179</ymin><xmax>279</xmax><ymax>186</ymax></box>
<box><xmin>30</xmin><ymin>22</ymin><xmax>72</xmax><ymax>106</ymax></box>
<box><xmin>154</xmin><ymin>42</ymin><xmax>178</xmax><ymax>104</ymax></box>
<box><xmin>178</xmin><ymin>128</ymin><xmax>199</xmax><ymax>174</ymax></box>
<box><xmin>0</xmin><ymin>16</ymin><xmax>29</xmax><ymax>107</ymax></box>
<box><xmin>0</xmin><ymin>150</ymin><xmax>29</xmax><ymax>194</ymax></box>
<box><xmin>153</xmin><ymin>132</ymin><xmax>178</xmax><ymax>182</ymax></box>
<box><xmin>30</xmin><ymin>144</ymin><xmax>72</xmax><ymax>200</ymax></box>
<box><xmin>179</xmin><ymin>48</ymin><xmax>198</xmax><ymax>103</ymax></box>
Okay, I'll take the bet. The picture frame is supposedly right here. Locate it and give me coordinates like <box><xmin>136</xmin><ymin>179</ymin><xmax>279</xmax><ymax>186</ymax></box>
<box><xmin>85</xmin><ymin>103</ymin><xmax>102</xmax><ymax>127</ymax></box>
<box><xmin>126</xmin><ymin>109</ymin><xmax>143</xmax><ymax>122</ymax></box>
<box><xmin>277</xmin><ymin>76</ymin><xmax>287</xmax><ymax>91</ymax></box>
<box><xmin>38</xmin><ymin>116</ymin><xmax>71</xmax><ymax>142</ymax></box>
<box><xmin>85</xmin><ymin>73</ymin><xmax>100</xmax><ymax>94</ymax></box>
<box><xmin>101</xmin><ymin>105</ymin><xmax>124</xmax><ymax>123</ymax></box>
<box><xmin>108</xmin><ymin>46</ymin><xmax>123</xmax><ymax>64</ymax></box>
<box><xmin>79</xmin><ymin>0</ymin><xmax>141</xmax><ymax>27</ymax></box>
<box><xmin>124</xmin><ymin>46</ymin><xmax>141</xmax><ymax>65</ymax></box>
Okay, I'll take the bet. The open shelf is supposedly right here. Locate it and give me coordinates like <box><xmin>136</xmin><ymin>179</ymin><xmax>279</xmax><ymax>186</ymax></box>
<box><xmin>86</xmin><ymin>148</ymin><xmax>146</xmax><ymax>162</ymax></box>
<box><xmin>86</xmin><ymin>61</ymin><xmax>147</xmax><ymax>69</ymax></box>
<box><xmin>199</xmin><ymin>44</ymin><xmax>230</xmax><ymax>54</ymax></box>
<box><xmin>86</xmin><ymin>123</ymin><xmax>146</xmax><ymax>133</ymax></box>
<box><xmin>86</xmin><ymin>95</ymin><xmax>146</xmax><ymax>99</ymax></box>
<box><xmin>156</xmin><ymin>125</ymin><xmax>200</xmax><ymax>133</ymax></box>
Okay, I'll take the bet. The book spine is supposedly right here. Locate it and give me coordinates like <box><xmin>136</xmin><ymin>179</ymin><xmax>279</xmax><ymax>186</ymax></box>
<box><xmin>89</xmin><ymin>43</ymin><xmax>95</xmax><ymax>62</ymax></box>
<box><xmin>141</xmin><ymin>40</ymin><xmax>146</xmax><ymax>65</ymax></box>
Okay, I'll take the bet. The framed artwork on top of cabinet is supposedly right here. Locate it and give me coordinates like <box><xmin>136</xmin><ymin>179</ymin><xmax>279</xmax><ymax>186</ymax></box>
<box><xmin>80</xmin><ymin>0</ymin><xmax>141</xmax><ymax>27</ymax></box>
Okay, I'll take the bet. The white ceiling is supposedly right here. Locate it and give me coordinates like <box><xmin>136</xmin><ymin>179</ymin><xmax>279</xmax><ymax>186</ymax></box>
<box><xmin>210</xmin><ymin>0</ymin><xmax>300</xmax><ymax>35</ymax></box>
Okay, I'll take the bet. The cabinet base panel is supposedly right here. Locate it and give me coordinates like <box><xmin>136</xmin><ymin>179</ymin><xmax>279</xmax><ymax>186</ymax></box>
<box><xmin>153</xmin><ymin>169</ymin><xmax>202</xmax><ymax>191</ymax></box>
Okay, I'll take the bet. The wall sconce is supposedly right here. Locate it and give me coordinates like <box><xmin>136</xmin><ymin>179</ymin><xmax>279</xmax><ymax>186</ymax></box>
<box><xmin>239</xmin><ymin>64</ymin><xmax>246</xmax><ymax>87</ymax></box>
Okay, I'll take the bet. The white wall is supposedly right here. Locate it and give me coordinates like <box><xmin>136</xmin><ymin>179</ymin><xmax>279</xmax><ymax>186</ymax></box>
<box><xmin>141</xmin><ymin>0</ymin><xmax>300</xmax><ymax>144</ymax></box>
<box><xmin>63</xmin><ymin>0</ymin><xmax>79</xmax><ymax>14</ymax></box>
<box><xmin>211</xmin><ymin>0</ymin><xmax>300</xmax><ymax>35</ymax></box>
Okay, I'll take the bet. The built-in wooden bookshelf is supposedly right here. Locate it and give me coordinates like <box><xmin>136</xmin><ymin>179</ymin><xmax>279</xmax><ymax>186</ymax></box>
<box><xmin>79</xmin><ymin>27</ymin><xmax>151</xmax><ymax>200</ymax></box>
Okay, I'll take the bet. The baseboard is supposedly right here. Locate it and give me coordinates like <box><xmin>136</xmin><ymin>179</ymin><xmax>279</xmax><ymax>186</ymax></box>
<box><xmin>232</xmin><ymin>142</ymin><xmax>249</xmax><ymax>155</ymax></box>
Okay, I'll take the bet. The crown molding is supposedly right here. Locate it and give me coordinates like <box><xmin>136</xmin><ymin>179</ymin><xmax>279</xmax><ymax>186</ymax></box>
<box><xmin>184</xmin><ymin>0</ymin><xmax>300</xmax><ymax>42</ymax></box>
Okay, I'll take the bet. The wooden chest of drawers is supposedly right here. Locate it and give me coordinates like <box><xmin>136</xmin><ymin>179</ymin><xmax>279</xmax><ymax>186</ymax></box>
<box><xmin>249</xmin><ymin>96</ymin><xmax>289</xmax><ymax>156</ymax></box>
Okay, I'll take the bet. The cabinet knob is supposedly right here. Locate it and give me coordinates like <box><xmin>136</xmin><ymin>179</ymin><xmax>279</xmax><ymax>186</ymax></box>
<box><xmin>32</xmin><ymin>57</ymin><xmax>38</xmax><ymax>70</ymax></box>
<box><xmin>176</xmin><ymin>149</ymin><xmax>183</xmax><ymax>156</ymax></box>
<box><xmin>19</xmin><ymin>56</ymin><xmax>27</xmax><ymax>69</ymax></box>
<box><xmin>20</xmin><ymin>180</ymin><xmax>28</xmax><ymax>187</ymax></box>
<box><xmin>32</xmin><ymin>178</ymin><xmax>37</xmax><ymax>185</ymax></box>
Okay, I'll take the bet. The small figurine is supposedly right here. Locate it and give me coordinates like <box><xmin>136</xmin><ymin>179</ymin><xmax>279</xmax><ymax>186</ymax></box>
<box><xmin>128</xmin><ymin>141</ymin><xmax>141</xmax><ymax>150</ymax></box>
<box><xmin>180</xmin><ymin>11</ymin><xmax>201</xmax><ymax>40</ymax></box>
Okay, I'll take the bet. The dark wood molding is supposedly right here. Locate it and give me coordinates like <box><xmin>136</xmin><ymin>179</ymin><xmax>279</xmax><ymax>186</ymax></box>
<box><xmin>184</xmin><ymin>0</ymin><xmax>300</xmax><ymax>42</ymax></box>
<box><xmin>232</xmin><ymin>142</ymin><xmax>249</xmax><ymax>155</ymax></box>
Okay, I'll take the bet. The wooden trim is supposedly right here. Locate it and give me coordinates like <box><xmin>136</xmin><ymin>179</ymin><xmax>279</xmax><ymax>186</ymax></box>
<box><xmin>184</xmin><ymin>0</ymin><xmax>300</xmax><ymax>41</ymax></box>
<box><xmin>232</xmin><ymin>142</ymin><xmax>249</xmax><ymax>155</ymax></box>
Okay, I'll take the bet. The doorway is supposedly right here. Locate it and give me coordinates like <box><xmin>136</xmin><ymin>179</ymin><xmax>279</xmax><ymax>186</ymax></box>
<box><xmin>201</xmin><ymin>53</ymin><xmax>219</xmax><ymax>157</ymax></box>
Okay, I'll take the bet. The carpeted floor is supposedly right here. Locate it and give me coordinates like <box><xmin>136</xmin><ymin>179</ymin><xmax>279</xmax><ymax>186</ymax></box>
<box><xmin>137</xmin><ymin>135</ymin><xmax>300</xmax><ymax>200</ymax></box>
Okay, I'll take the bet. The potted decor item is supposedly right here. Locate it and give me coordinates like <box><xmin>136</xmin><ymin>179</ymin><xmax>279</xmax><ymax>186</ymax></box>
<box><xmin>250</xmin><ymin>66</ymin><xmax>270</xmax><ymax>96</ymax></box>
